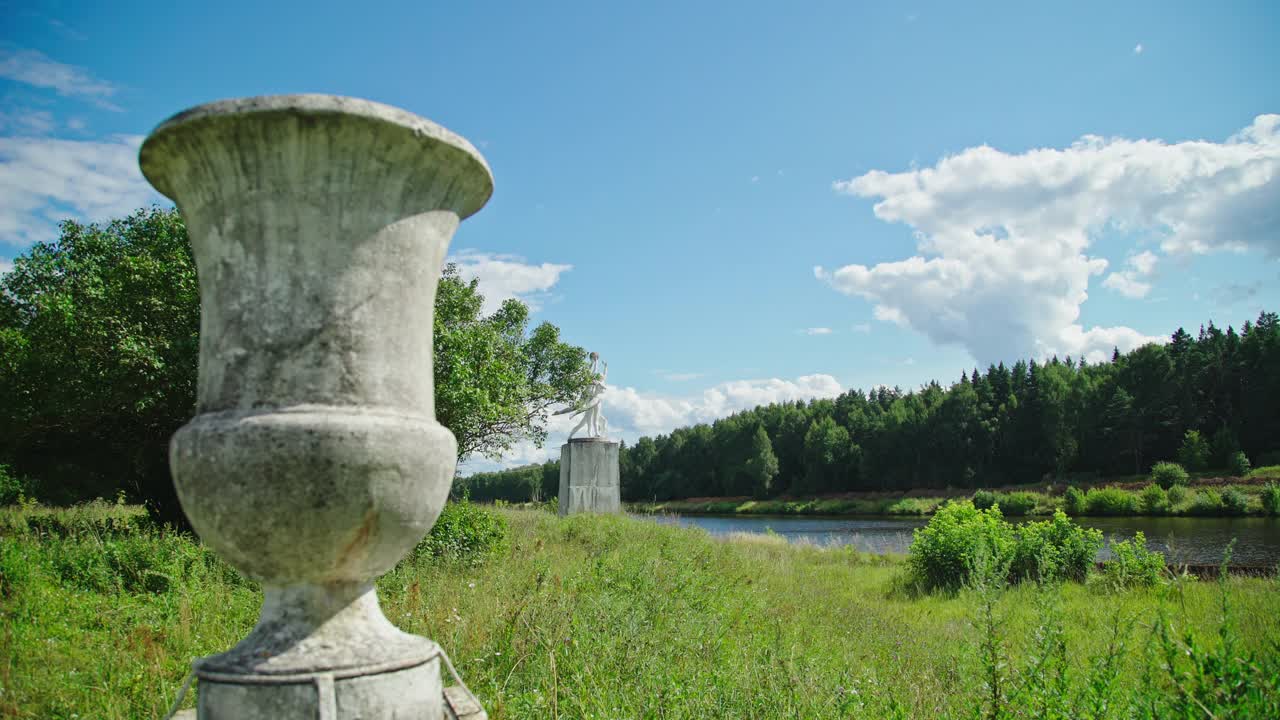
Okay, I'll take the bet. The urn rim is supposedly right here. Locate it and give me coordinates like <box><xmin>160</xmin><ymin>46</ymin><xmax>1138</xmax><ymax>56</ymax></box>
<box><xmin>138</xmin><ymin>93</ymin><xmax>493</xmax><ymax>218</ymax></box>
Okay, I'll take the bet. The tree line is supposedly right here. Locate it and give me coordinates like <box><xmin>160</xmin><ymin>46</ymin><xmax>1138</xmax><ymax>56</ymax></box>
<box><xmin>457</xmin><ymin>311</ymin><xmax>1280</xmax><ymax>503</ymax></box>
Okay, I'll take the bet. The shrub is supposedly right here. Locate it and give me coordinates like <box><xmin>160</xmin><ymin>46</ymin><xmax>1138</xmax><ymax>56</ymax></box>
<box><xmin>1187</xmin><ymin>490</ymin><xmax>1224</xmax><ymax>516</ymax></box>
<box><xmin>1221</xmin><ymin>487</ymin><xmax>1249</xmax><ymax>516</ymax></box>
<box><xmin>907</xmin><ymin>500</ymin><xmax>1014</xmax><ymax>592</ymax></box>
<box><xmin>1009</xmin><ymin>510</ymin><xmax>1103</xmax><ymax>583</ymax></box>
<box><xmin>1227</xmin><ymin>451</ymin><xmax>1250</xmax><ymax>477</ymax></box>
<box><xmin>1063</xmin><ymin>486</ymin><xmax>1086</xmax><ymax>515</ymax></box>
<box><xmin>994</xmin><ymin>491</ymin><xmax>1039</xmax><ymax>516</ymax></box>
<box><xmin>412</xmin><ymin>500</ymin><xmax>508</xmax><ymax>562</ymax></box>
<box><xmin>1166</xmin><ymin>483</ymin><xmax>1189</xmax><ymax>508</ymax></box>
<box><xmin>1176</xmin><ymin>430</ymin><xmax>1210</xmax><ymax>471</ymax></box>
<box><xmin>972</xmin><ymin>489</ymin><xmax>997</xmax><ymax>511</ymax></box>
<box><xmin>0</xmin><ymin>464</ymin><xmax>25</xmax><ymax>506</ymax></box>
<box><xmin>1262</xmin><ymin>482</ymin><xmax>1280</xmax><ymax>516</ymax></box>
<box><xmin>1150</xmin><ymin>461</ymin><xmax>1188</xmax><ymax>490</ymax></box>
<box><xmin>1139</xmin><ymin>484</ymin><xmax>1169</xmax><ymax>515</ymax></box>
<box><xmin>1085</xmin><ymin>487</ymin><xmax>1139</xmax><ymax>515</ymax></box>
<box><xmin>1102</xmin><ymin>532</ymin><xmax>1164</xmax><ymax>589</ymax></box>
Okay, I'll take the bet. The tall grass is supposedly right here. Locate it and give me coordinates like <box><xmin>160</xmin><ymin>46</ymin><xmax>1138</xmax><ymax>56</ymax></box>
<box><xmin>5</xmin><ymin>507</ymin><xmax>1278</xmax><ymax>717</ymax></box>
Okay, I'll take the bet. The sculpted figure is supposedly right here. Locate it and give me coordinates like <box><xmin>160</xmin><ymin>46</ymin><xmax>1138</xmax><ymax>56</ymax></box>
<box><xmin>556</xmin><ymin>352</ymin><xmax>608</xmax><ymax>438</ymax></box>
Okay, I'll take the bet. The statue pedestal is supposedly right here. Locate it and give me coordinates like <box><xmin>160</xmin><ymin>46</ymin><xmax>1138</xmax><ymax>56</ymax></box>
<box><xmin>558</xmin><ymin>438</ymin><xmax>621</xmax><ymax>516</ymax></box>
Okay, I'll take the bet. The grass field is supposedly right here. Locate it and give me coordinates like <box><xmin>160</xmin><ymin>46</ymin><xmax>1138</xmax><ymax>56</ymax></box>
<box><xmin>2</xmin><ymin>504</ymin><xmax>1278</xmax><ymax>718</ymax></box>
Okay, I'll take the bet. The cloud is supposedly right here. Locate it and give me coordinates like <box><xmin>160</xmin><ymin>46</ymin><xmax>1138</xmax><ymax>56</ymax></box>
<box><xmin>0</xmin><ymin>134</ymin><xmax>164</xmax><ymax>249</ymax></box>
<box><xmin>0</xmin><ymin>108</ymin><xmax>55</xmax><ymax>135</ymax></box>
<box><xmin>0</xmin><ymin>257</ymin><xmax>12</xmax><ymax>275</ymax></box>
<box><xmin>802</xmin><ymin>327</ymin><xmax>833</xmax><ymax>335</ymax></box>
<box><xmin>851</xmin><ymin>323</ymin><xmax>871</xmax><ymax>333</ymax></box>
<box><xmin>1103</xmin><ymin>250</ymin><xmax>1159</xmax><ymax>298</ymax></box>
<box><xmin>1133</xmin><ymin>43</ymin><xmax>1144</xmax><ymax>55</ymax></box>
<box><xmin>447</xmin><ymin>250</ymin><xmax>572</xmax><ymax>315</ymax></box>
<box><xmin>0</xmin><ymin>48</ymin><xmax>121</xmax><ymax>110</ymax></box>
<box><xmin>657</xmin><ymin>371</ymin><xmax>704</xmax><ymax>382</ymax></box>
<box><xmin>604</xmin><ymin>374</ymin><xmax>844</xmax><ymax>436</ymax></box>
<box><xmin>458</xmin><ymin>373</ymin><xmax>846</xmax><ymax>472</ymax></box>
<box><xmin>823</xmin><ymin>115</ymin><xmax>1280</xmax><ymax>364</ymax></box>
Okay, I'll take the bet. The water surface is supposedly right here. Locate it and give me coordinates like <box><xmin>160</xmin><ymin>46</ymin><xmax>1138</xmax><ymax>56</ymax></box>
<box><xmin>639</xmin><ymin>513</ymin><xmax>1280</xmax><ymax>566</ymax></box>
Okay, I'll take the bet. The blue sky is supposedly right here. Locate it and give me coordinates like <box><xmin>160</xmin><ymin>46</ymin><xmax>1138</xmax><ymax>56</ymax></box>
<box><xmin>2</xmin><ymin>0</ymin><xmax>1277</xmax><ymax>469</ymax></box>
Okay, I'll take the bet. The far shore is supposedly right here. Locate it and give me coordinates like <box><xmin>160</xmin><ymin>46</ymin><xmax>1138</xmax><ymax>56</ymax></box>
<box><xmin>628</xmin><ymin>471</ymin><xmax>1280</xmax><ymax>519</ymax></box>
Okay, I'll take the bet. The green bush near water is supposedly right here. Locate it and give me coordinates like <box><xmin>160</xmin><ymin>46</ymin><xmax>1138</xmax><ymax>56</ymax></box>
<box><xmin>1100</xmin><ymin>532</ymin><xmax>1166</xmax><ymax>590</ymax></box>
<box><xmin>1084</xmin><ymin>487</ymin><xmax>1140</xmax><ymax>515</ymax></box>
<box><xmin>1139</xmin><ymin>483</ymin><xmax>1169</xmax><ymax>514</ymax></box>
<box><xmin>1263</xmin><ymin>482</ymin><xmax>1280</xmax><ymax>516</ymax></box>
<box><xmin>906</xmin><ymin>502</ymin><xmax>1103</xmax><ymax>590</ymax></box>
<box><xmin>1150</xmin><ymin>461</ymin><xmax>1189</xmax><ymax>490</ymax></box>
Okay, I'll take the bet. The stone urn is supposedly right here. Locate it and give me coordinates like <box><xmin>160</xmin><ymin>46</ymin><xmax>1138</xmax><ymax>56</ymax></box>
<box><xmin>140</xmin><ymin>95</ymin><xmax>492</xmax><ymax>719</ymax></box>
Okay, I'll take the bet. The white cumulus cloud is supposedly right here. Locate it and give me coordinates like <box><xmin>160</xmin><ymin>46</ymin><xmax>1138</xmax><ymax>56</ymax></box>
<box><xmin>604</xmin><ymin>374</ymin><xmax>844</xmax><ymax>436</ymax></box>
<box><xmin>822</xmin><ymin>115</ymin><xmax>1280</xmax><ymax>365</ymax></box>
<box><xmin>802</xmin><ymin>327</ymin><xmax>833</xmax><ymax>335</ymax></box>
<box><xmin>1103</xmin><ymin>250</ymin><xmax>1159</xmax><ymax>298</ymax></box>
<box><xmin>0</xmin><ymin>134</ymin><xmax>164</xmax><ymax>249</ymax></box>
<box><xmin>447</xmin><ymin>250</ymin><xmax>572</xmax><ymax>315</ymax></box>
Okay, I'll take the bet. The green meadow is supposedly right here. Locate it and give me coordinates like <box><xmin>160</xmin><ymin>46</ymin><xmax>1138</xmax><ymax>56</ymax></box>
<box><xmin>2</xmin><ymin>503</ymin><xmax>1277</xmax><ymax>719</ymax></box>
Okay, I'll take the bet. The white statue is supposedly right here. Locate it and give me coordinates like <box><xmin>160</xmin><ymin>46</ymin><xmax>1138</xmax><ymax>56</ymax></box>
<box><xmin>556</xmin><ymin>352</ymin><xmax>608</xmax><ymax>438</ymax></box>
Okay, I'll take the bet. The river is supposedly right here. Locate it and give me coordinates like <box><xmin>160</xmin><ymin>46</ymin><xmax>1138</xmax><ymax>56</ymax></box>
<box><xmin>639</xmin><ymin>513</ymin><xmax>1280</xmax><ymax>566</ymax></box>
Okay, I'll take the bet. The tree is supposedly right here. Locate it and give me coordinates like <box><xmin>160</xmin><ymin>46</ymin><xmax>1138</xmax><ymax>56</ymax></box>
<box><xmin>0</xmin><ymin>209</ymin><xmax>198</xmax><ymax>519</ymax></box>
<box><xmin>743</xmin><ymin>425</ymin><xmax>779</xmax><ymax>498</ymax></box>
<box><xmin>0</xmin><ymin>208</ymin><xmax>593</xmax><ymax>521</ymax></box>
<box><xmin>799</xmin><ymin>416</ymin><xmax>850</xmax><ymax>494</ymax></box>
<box><xmin>1176</xmin><ymin>430</ymin><xmax>1210</xmax><ymax>471</ymax></box>
<box><xmin>434</xmin><ymin>264</ymin><xmax>595</xmax><ymax>461</ymax></box>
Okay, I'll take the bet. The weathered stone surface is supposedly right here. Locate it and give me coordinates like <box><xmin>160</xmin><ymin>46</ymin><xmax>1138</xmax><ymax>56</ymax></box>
<box><xmin>140</xmin><ymin>95</ymin><xmax>492</xmax><ymax>719</ymax></box>
<box><xmin>558</xmin><ymin>438</ymin><xmax>621</xmax><ymax>515</ymax></box>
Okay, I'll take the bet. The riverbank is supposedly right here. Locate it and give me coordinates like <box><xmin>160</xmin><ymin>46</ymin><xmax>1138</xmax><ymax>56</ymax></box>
<box><xmin>630</xmin><ymin>470</ymin><xmax>1280</xmax><ymax>519</ymax></box>
<box><xmin>4</xmin><ymin>506</ymin><xmax>1279</xmax><ymax>717</ymax></box>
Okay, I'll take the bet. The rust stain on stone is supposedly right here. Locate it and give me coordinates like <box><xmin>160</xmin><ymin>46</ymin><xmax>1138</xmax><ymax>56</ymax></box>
<box><xmin>338</xmin><ymin>507</ymin><xmax>377</xmax><ymax>567</ymax></box>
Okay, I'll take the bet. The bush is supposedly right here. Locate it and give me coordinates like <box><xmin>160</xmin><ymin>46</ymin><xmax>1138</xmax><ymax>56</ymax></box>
<box><xmin>1139</xmin><ymin>484</ymin><xmax>1169</xmax><ymax>515</ymax></box>
<box><xmin>907</xmin><ymin>500</ymin><xmax>1014</xmax><ymax>592</ymax></box>
<box><xmin>1063</xmin><ymin>486</ymin><xmax>1086</xmax><ymax>515</ymax></box>
<box><xmin>1176</xmin><ymin>430</ymin><xmax>1210</xmax><ymax>471</ymax></box>
<box><xmin>1101</xmin><ymin>532</ymin><xmax>1164</xmax><ymax>589</ymax></box>
<box><xmin>1167</xmin><ymin>483</ymin><xmax>1189</xmax><ymax>507</ymax></box>
<box><xmin>0</xmin><ymin>464</ymin><xmax>37</xmax><ymax>506</ymax></box>
<box><xmin>1085</xmin><ymin>487</ymin><xmax>1139</xmax><ymax>515</ymax></box>
<box><xmin>1262</xmin><ymin>483</ymin><xmax>1280</xmax><ymax>516</ymax></box>
<box><xmin>1187</xmin><ymin>490</ymin><xmax>1224</xmax><ymax>516</ymax></box>
<box><xmin>1150</xmin><ymin>461</ymin><xmax>1189</xmax><ymax>490</ymax></box>
<box><xmin>1228</xmin><ymin>451</ymin><xmax>1250</xmax><ymax>477</ymax></box>
<box><xmin>1221</xmin><ymin>487</ymin><xmax>1249</xmax><ymax>516</ymax></box>
<box><xmin>1009</xmin><ymin>510</ymin><xmax>1103</xmax><ymax>583</ymax></box>
<box><xmin>994</xmin><ymin>491</ymin><xmax>1039</xmax><ymax>516</ymax></box>
<box><xmin>411</xmin><ymin>500</ymin><xmax>508</xmax><ymax>562</ymax></box>
<box><xmin>972</xmin><ymin>489</ymin><xmax>997</xmax><ymax>511</ymax></box>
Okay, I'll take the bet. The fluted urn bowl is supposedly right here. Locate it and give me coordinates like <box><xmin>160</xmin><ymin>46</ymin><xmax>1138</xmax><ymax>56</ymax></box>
<box><xmin>140</xmin><ymin>95</ymin><xmax>492</xmax><ymax>719</ymax></box>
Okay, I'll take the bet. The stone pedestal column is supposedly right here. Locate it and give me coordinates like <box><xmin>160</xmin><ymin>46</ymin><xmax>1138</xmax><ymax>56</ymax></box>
<box><xmin>140</xmin><ymin>95</ymin><xmax>492</xmax><ymax>719</ymax></box>
<box><xmin>558</xmin><ymin>438</ymin><xmax>621</xmax><ymax>516</ymax></box>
